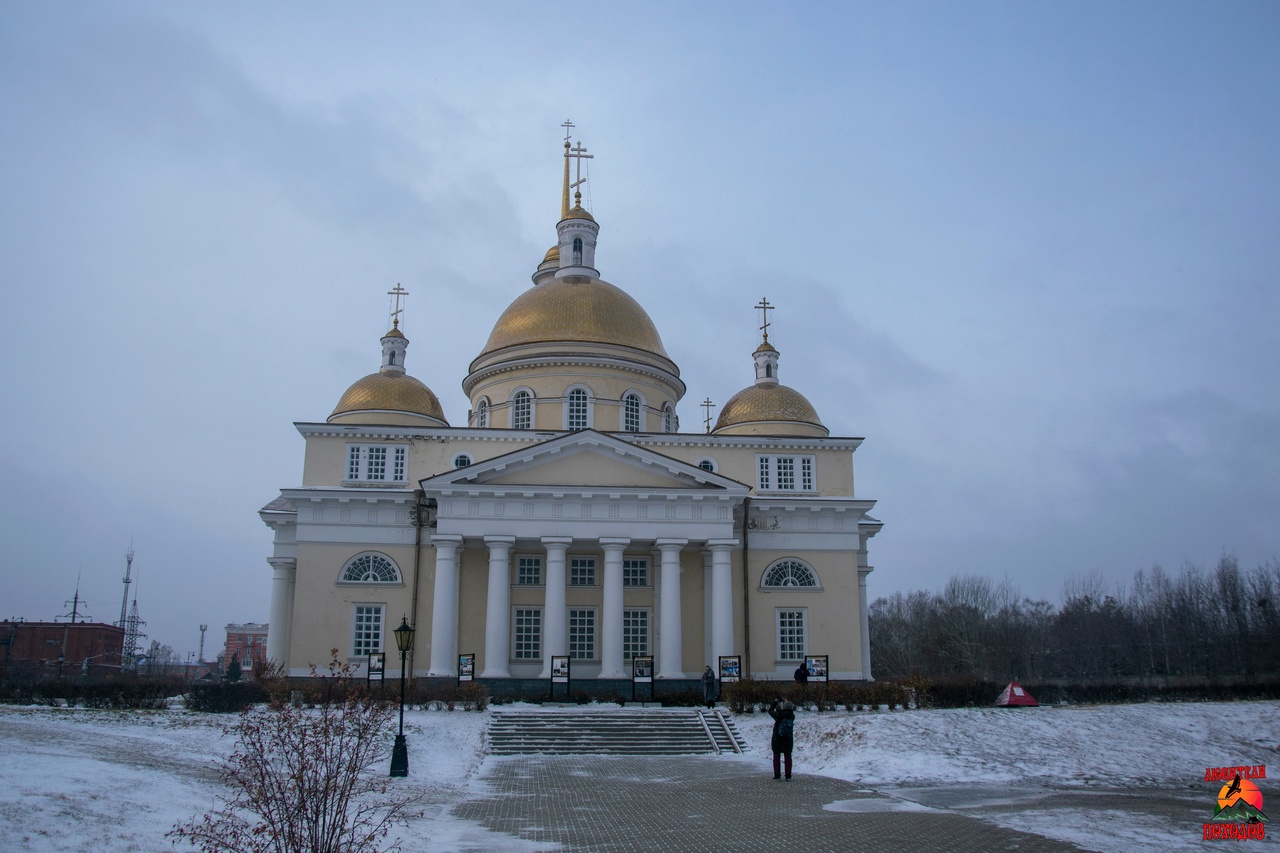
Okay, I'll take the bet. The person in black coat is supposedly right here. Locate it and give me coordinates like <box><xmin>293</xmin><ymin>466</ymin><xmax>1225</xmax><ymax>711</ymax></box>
<box><xmin>794</xmin><ymin>661</ymin><xmax>809</xmax><ymax>684</ymax></box>
<box><xmin>768</xmin><ymin>697</ymin><xmax>796</xmax><ymax>780</ymax></box>
<box><xmin>702</xmin><ymin>665</ymin><xmax>717</xmax><ymax>709</ymax></box>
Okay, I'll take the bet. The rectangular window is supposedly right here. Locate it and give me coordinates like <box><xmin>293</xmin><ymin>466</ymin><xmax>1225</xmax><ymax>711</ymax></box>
<box><xmin>569</xmin><ymin>609</ymin><xmax>596</xmax><ymax>660</ymax></box>
<box><xmin>345</xmin><ymin>445</ymin><xmax>409</xmax><ymax>483</ymax></box>
<box><xmin>568</xmin><ymin>390</ymin><xmax>588</xmax><ymax>430</ymax></box>
<box><xmin>756</xmin><ymin>455</ymin><xmax>817</xmax><ymax>492</ymax></box>
<box><xmin>514</xmin><ymin>608</ymin><xmax>542</xmax><ymax>659</ymax></box>
<box><xmin>570</xmin><ymin>557</ymin><xmax>596</xmax><ymax>586</ymax></box>
<box><xmin>352</xmin><ymin>605</ymin><xmax>384</xmax><ymax>657</ymax></box>
<box><xmin>623</xmin><ymin>609</ymin><xmax>649</xmax><ymax>660</ymax></box>
<box><xmin>517</xmin><ymin>556</ymin><xmax>543</xmax><ymax>586</ymax></box>
<box><xmin>513</xmin><ymin>394</ymin><xmax>531</xmax><ymax>430</ymax></box>
<box><xmin>622</xmin><ymin>558</ymin><xmax>648</xmax><ymax>587</ymax></box>
<box><xmin>777</xmin><ymin>609</ymin><xmax>807</xmax><ymax>661</ymax></box>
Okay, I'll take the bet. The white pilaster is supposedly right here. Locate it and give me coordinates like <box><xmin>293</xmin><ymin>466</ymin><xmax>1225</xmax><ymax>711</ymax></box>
<box><xmin>656</xmin><ymin>539</ymin><xmax>688</xmax><ymax>679</ymax></box>
<box><xmin>266</xmin><ymin>558</ymin><xmax>295</xmax><ymax>667</ymax></box>
<box><xmin>481</xmin><ymin>536</ymin><xmax>514</xmax><ymax>678</ymax></box>
<box><xmin>858</xmin><ymin>567</ymin><xmax>874</xmax><ymax>680</ymax></box>
<box><xmin>540</xmin><ymin>537</ymin><xmax>572</xmax><ymax>678</ymax></box>
<box><xmin>427</xmin><ymin>535</ymin><xmax>463</xmax><ymax>676</ymax></box>
<box><xmin>598</xmin><ymin>537</ymin><xmax>630</xmax><ymax>679</ymax></box>
<box><xmin>708</xmin><ymin>539</ymin><xmax>737</xmax><ymax>667</ymax></box>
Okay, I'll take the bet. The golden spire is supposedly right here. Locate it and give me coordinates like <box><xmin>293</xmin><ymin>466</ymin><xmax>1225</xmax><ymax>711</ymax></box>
<box><xmin>561</xmin><ymin>120</ymin><xmax>574</xmax><ymax>219</ymax></box>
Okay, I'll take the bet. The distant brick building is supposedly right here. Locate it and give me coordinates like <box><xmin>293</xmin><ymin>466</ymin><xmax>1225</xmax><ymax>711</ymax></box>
<box><xmin>0</xmin><ymin>621</ymin><xmax>124</xmax><ymax>679</ymax></box>
<box><xmin>223</xmin><ymin>622</ymin><xmax>269</xmax><ymax>676</ymax></box>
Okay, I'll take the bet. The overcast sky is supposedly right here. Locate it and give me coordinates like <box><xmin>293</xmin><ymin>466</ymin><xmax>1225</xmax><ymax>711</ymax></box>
<box><xmin>2</xmin><ymin>2</ymin><xmax>1276</xmax><ymax>657</ymax></box>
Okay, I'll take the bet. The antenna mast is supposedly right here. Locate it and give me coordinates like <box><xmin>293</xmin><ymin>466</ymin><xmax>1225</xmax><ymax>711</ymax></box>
<box><xmin>117</xmin><ymin>545</ymin><xmax>134</xmax><ymax>628</ymax></box>
<box><xmin>121</xmin><ymin>553</ymin><xmax>147</xmax><ymax>671</ymax></box>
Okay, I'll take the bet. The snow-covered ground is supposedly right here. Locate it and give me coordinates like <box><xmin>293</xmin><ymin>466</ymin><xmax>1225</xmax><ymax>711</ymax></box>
<box><xmin>0</xmin><ymin>700</ymin><xmax>1275</xmax><ymax>851</ymax></box>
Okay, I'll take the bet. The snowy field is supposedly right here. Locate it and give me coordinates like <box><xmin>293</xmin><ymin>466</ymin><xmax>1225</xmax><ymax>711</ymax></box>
<box><xmin>0</xmin><ymin>700</ymin><xmax>1275</xmax><ymax>852</ymax></box>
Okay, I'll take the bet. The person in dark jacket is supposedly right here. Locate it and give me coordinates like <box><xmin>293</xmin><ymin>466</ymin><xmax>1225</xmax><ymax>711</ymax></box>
<box><xmin>768</xmin><ymin>696</ymin><xmax>796</xmax><ymax>779</ymax></box>
<box><xmin>702</xmin><ymin>665</ymin><xmax>717</xmax><ymax>709</ymax></box>
<box><xmin>794</xmin><ymin>661</ymin><xmax>809</xmax><ymax>684</ymax></box>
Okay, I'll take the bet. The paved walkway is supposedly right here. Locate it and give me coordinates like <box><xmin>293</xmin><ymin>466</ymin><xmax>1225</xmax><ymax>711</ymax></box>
<box><xmin>452</xmin><ymin>755</ymin><xmax>1084</xmax><ymax>852</ymax></box>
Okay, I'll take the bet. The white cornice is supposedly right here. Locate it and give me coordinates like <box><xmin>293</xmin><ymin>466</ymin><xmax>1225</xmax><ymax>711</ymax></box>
<box><xmin>463</xmin><ymin>351</ymin><xmax>685</xmax><ymax>398</ymax></box>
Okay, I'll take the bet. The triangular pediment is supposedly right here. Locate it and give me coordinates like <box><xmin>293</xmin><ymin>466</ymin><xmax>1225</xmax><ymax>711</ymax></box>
<box><xmin>418</xmin><ymin>430</ymin><xmax>749</xmax><ymax>495</ymax></box>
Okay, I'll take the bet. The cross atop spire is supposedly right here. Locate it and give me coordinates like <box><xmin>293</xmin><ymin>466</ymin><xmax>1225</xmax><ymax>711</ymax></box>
<box><xmin>560</xmin><ymin>121</ymin><xmax>594</xmax><ymax>219</ymax></box>
<box><xmin>701</xmin><ymin>397</ymin><xmax>717</xmax><ymax>434</ymax></box>
<box><xmin>387</xmin><ymin>283</ymin><xmax>409</xmax><ymax>330</ymax></box>
<box><xmin>755</xmin><ymin>297</ymin><xmax>774</xmax><ymax>342</ymax></box>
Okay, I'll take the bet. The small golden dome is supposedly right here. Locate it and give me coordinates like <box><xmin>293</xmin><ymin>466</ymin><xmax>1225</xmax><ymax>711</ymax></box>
<box><xmin>563</xmin><ymin>206</ymin><xmax>596</xmax><ymax>223</ymax></box>
<box><xmin>330</xmin><ymin>372</ymin><xmax>447</xmax><ymax>423</ymax></box>
<box><xmin>754</xmin><ymin>340</ymin><xmax>777</xmax><ymax>354</ymax></box>
<box><xmin>542</xmin><ymin>245</ymin><xmax>560</xmax><ymax>264</ymax></box>
<box><xmin>382</xmin><ymin>326</ymin><xmax>405</xmax><ymax>339</ymax></box>
<box><xmin>714</xmin><ymin>384</ymin><xmax>825</xmax><ymax>433</ymax></box>
<box><xmin>479</xmin><ymin>277</ymin><xmax>670</xmax><ymax>358</ymax></box>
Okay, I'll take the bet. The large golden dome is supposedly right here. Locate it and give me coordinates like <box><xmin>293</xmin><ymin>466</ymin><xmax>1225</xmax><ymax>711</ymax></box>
<box><xmin>330</xmin><ymin>372</ymin><xmax>447</xmax><ymax>423</ymax></box>
<box><xmin>714</xmin><ymin>384</ymin><xmax>825</xmax><ymax>434</ymax></box>
<box><xmin>479</xmin><ymin>277</ymin><xmax>670</xmax><ymax>359</ymax></box>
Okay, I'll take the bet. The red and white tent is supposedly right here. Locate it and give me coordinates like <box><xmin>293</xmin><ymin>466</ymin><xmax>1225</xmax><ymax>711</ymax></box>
<box><xmin>995</xmin><ymin>680</ymin><xmax>1039</xmax><ymax>707</ymax></box>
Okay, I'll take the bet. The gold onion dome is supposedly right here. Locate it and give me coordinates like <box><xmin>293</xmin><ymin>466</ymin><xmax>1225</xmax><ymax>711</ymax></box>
<box><xmin>714</xmin><ymin>384</ymin><xmax>825</xmax><ymax>433</ymax></box>
<box><xmin>563</xmin><ymin>205</ymin><xmax>596</xmax><ymax>222</ymax></box>
<box><xmin>330</xmin><ymin>372</ymin><xmax>447</xmax><ymax>422</ymax></box>
<box><xmin>479</xmin><ymin>277</ymin><xmax>670</xmax><ymax>359</ymax></box>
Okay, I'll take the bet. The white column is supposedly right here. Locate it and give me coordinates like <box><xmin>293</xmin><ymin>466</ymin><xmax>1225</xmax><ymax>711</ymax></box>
<box><xmin>481</xmin><ymin>536</ymin><xmax>514</xmax><ymax>678</ymax></box>
<box><xmin>598</xmin><ymin>537</ymin><xmax>630</xmax><ymax>679</ymax></box>
<box><xmin>708</xmin><ymin>539</ymin><xmax>737</xmax><ymax>668</ymax></box>
<box><xmin>656</xmin><ymin>539</ymin><xmax>687</xmax><ymax>679</ymax></box>
<box><xmin>858</xmin><ymin>566</ymin><xmax>874</xmax><ymax>680</ymax></box>
<box><xmin>539</xmin><ymin>537</ymin><xmax>572</xmax><ymax>678</ymax></box>
<box><xmin>427</xmin><ymin>535</ymin><xmax>462</xmax><ymax>676</ymax></box>
<box><xmin>266</xmin><ymin>558</ymin><xmax>295</xmax><ymax>668</ymax></box>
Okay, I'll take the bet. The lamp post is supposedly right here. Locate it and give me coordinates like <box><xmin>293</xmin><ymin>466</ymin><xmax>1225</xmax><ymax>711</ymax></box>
<box><xmin>389</xmin><ymin>616</ymin><xmax>414</xmax><ymax>777</ymax></box>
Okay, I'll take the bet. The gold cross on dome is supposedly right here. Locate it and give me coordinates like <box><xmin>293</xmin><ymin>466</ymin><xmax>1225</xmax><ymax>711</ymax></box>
<box><xmin>701</xmin><ymin>397</ymin><xmax>716</xmax><ymax>434</ymax></box>
<box><xmin>755</xmin><ymin>297</ymin><xmax>774</xmax><ymax>342</ymax></box>
<box><xmin>387</xmin><ymin>283</ymin><xmax>409</xmax><ymax>329</ymax></box>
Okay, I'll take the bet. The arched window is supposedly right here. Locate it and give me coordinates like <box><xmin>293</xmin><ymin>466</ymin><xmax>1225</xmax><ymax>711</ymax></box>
<box><xmin>476</xmin><ymin>399</ymin><xmax>489</xmax><ymax>428</ymax></box>
<box><xmin>765</xmin><ymin>364</ymin><xmax>773</xmax><ymax>378</ymax></box>
<box><xmin>512</xmin><ymin>390</ymin><xmax>532</xmax><ymax>430</ymax></box>
<box><xmin>388</xmin><ymin>351</ymin><xmax>396</xmax><ymax>366</ymax></box>
<box><xmin>762</xmin><ymin>559</ymin><xmax>819</xmax><ymax>589</ymax></box>
<box><xmin>623</xmin><ymin>393</ymin><xmax>641</xmax><ymax>432</ymax></box>
<box><xmin>340</xmin><ymin>553</ymin><xmax>401</xmax><ymax>584</ymax></box>
<box><xmin>663</xmin><ymin>404</ymin><xmax>674</xmax><ymax>433</ymax></box>
<box><xmin>697</xmin><ymin>458</ymin><xmax>717</xmax><ymax>473</ymax></box>
<box><xmin>567</xmin><ymin>388</ymin><xmax>589</xmax><ymax>430</ymax></box>
<box><xmin>453</xmin><ymin>453</ymin><xmax>472</xmax><ymax>468</ymax></box>
<box><xmin>572</xmin><ymin>237</ymin><xmax>583</xmax><ymax>265</ymax></box>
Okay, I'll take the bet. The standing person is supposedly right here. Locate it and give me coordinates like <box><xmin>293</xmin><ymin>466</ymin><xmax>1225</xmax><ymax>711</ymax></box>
<box><xmin>793</xmin><ymin>660</ymin><xmax>809</xmax><ymax>684</ymax></box>
<box><xmin>769</xmin><ymin>696</ymin><xmax>796</xmax><ymax>780</ymax></box>
<box><xmin>702</xmin><ymin>665</ymin><xmax>717</xmax><ymax>709</ymax></box>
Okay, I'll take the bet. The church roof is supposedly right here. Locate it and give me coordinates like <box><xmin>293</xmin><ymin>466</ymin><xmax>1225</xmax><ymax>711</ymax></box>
<box><xmin>330</xmin><ymin>372</ymin><xmax>447</xmax><ymax>423</ymax></box>
<box><xmin>477</xmin><ymin>276</ymin><xmax>670</xmax><ymax>359</ymax></box>
<box><xmin>714</xmin><ymin>383</ymin><xmax>825</xmax><ymax>433</ymax></box>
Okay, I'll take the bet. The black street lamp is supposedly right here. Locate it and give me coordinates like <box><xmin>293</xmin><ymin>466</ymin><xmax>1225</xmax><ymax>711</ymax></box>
<box><xmin>389</xmin><ymin>616</ymin><xmax>414</xmax><ymax>777</ymax></box>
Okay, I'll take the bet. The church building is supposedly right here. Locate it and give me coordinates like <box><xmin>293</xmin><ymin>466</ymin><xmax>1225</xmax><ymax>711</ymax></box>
<box><xmin>259</xmin><ymin>132</ymin><xmax>883</xmax><ymax>685</ymax></box>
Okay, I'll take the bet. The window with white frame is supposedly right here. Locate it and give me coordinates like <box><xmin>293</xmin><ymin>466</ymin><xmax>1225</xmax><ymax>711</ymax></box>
<box><xmin>622</xmin><ymin>558</ymin><xmax>648</xmax><ymax>587</ymax></box>
<box><xmin>340</xmin><ymin>553</ymin><xmax>401</xmax><ymax>584</ymax></box>
<box><xmin>761</xmin><ymin>558</ymin><xmax>818</xmax><ymax>589</ymax></box>
<box><xmin>476</xmin><ymin>399</ymin><xmax>489</xmax><ymax>427</ymax></box>
<box><xmin>569</xmin><ymin>609</ymin><xmax>596</xmax><ymax>659</ymax></box>
<box><xmin>623</xmin><ymin>393</ymin><xmax>641</xmax><ymax>432</ymax></box>
<box><xmin>517</xmin><ymin>556</ymin><xmax>542</xmax><ymax>586</ymax></box>
<box><xmin>346</xmin><ymin>445</ymin><xmax>408</xmax><ymax>482</ymax></box>
<box><xmin>514</xmin><ymin>608</ymin><xmax>542</xmax><ymax>659</ymax></box>
<box><xmin>697</xmin><ymin>458</ymin><xmax>717</xmax><ymax>474</ymax></box>
<box><xmin>756</xmin><ymin>455</ymin><xmax>815</xmax><ymax>492</ymax></box>
<box><xmin>663</xmin><ymin>404</ymin><xmax>674</xmax><ymax>433</ymax></box>
<box><xmin>570</xmin><ymin>557</ymin><xmax>596</xmax><ymax>586</ymax></box>
<box><xmin>566</xmin><ymin>388</ymin><xmax>590</xmax><ymax>430</ymax></box>
<box><xmin>453</xmin><ymin>453</ymin><xmax>472</xmax><ymax>468</ymax></box>
<box><xmin>623</xmin><ymin>609</ymin><xmax>649</xmax><ymax>659</ymax></box>
<box><xmin>777</xmin><ymin>609</ymin><xmax>807</xmax><ymax>661</ymax></box>
<box><xmin>352</xmin><ymin>605</ymin><xmax>384</xmax><ymax>657</ymax></box>
<box><xmin>512</xmin><ymin>390</ymin><xmax>532</xmax><ymax>430</ymax></box>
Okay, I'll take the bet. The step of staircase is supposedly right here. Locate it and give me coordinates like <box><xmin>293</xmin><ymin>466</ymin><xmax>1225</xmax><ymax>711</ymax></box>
<box><xmin>487</xmin><ymin>708</ymin><xmax>748</xmax><ymax>756</ymax></box>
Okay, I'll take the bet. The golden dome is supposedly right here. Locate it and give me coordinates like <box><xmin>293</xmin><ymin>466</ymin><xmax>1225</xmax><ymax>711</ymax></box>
<box><xmin>330</xmin><ymin>372</ymin><xmax>447</xmax><ymax>423</ymax></box>
<box><xmin>563</xmin><ymin>206</ymin><xmax>596</xmax><ymax>223</ymax></box>
<box><xmin>542</xmin><ymin>245</ymin><xmax>560</xmax><ymax>264</ymax></box>
<box><xmin>714</xmin><ymin>384</ymin><xmax>825</xmax><ymax>433</ymax></box>
<box><xmin>382</xmin><ymin>326</ymin><xmax>405</xmax><ymax>339</ymax></box>
<box><xmin>754</xmin><ymin>340</ymin><xmax>777</xmax><ymax>354</ymax></box>
<box><xmin>479</xmin><ymin>277</ymin><xmax>670</xmax><ymax>359</ymax></box>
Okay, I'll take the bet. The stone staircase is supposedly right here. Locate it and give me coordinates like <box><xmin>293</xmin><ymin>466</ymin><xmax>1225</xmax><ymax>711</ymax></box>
<box><xmin>486</xmin><ymin>708</ymin><xmax>747</xmax><ymax>756</ymax></box>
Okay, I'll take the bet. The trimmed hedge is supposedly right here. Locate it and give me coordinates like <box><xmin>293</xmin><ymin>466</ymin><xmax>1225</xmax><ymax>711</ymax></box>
<box><xmin>185</xmin><ymin>681</ymin><xmax>270</xmax><ymax>713</ymax></box>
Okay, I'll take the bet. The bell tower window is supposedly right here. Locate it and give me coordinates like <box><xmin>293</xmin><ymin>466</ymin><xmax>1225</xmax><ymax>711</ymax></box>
<box><xmin>573</xmin><ymin>237</ymin><xmax>583</xmax><ymax>265</ymax></box>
